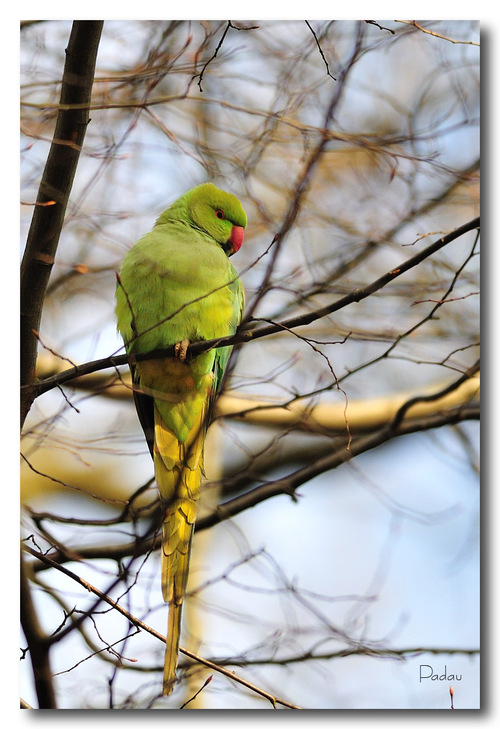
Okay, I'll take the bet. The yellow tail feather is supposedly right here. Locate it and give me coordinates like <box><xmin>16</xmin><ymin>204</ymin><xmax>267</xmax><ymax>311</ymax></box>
<box><xmin>154</xmin><ymin>405</ymin><xmax>204</xmax><ymax>695</ymax></box>
<box><xmin>163</xmin><ymin>601</ymin><xmax>183</xmax><ymax>695</ymax></box>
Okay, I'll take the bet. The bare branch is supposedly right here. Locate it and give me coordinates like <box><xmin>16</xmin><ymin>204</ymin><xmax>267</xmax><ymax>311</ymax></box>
<box><xmin>28</xmin><ymin>385</ymin><xmax>479</xmax><ymax>572</ymax></box>
<box><xmin>20</xmin><ymin>21</ymin><xmax>103</xmax><ymax>425</ymax></box>
<box><xmin>20</xmin><ymin>550</ymin><xmax>57</xmax><ymax>708</ymax></box>
<box><xmin>195</xmin><ymin>21</ymin><xmax>259</xmax><ymax>92</ymax></box>
<box><xmin>24</xmin><ymin>545</ymin><xmax>301</xmax><ymax>709</ymax></box>
<box><xmin>395</xmin><ymin>20</ymin><xmax>480</xmax><ymax>46</ymax></box>
<box><xmin>23</xmin><ymin>216</ymin><xmax>479</xmax><ymax>401</ymax></box>
<box><xmin>305</xmin><ymin>21</ymin><xmax>337</xmax><ymax>80</ymax></box>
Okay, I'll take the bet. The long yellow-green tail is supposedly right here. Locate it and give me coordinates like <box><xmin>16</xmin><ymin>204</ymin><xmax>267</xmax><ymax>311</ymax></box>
<box><xmin>154</xmin><ymin>404</ymin><xmax>203</xmax><ymax>695</ymax></box>
<box><xmin>160</xmin><ymin>471</ymin><xmax>199</xmax><ymax>696</ymax></box>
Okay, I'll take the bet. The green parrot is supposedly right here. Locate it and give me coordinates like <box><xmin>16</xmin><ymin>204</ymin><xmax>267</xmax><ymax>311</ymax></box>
<box><xmin>115</xmin><ymin>182</ymin><xmax>246</xmax><ymax>695</ymax></box>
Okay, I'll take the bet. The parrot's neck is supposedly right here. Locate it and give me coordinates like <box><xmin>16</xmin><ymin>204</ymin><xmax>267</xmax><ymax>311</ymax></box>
<box><xmin>155</xmin><ymin>195</ymin><xmax>189</xmax><ymax>227</ymax></box>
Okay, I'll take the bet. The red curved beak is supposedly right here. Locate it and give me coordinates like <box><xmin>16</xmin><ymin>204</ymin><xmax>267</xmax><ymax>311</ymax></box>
<box><xmin>228</xmin><ymin>225</ymin><xmax>245</xmax><ymax>254</ymax></box>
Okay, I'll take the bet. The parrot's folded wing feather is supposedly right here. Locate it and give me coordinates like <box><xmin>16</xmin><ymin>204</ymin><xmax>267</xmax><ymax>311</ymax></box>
<box><xmin>131</xmin><ymin>366</ymin><xmax>155</xmax><ymax>457</ymax></box>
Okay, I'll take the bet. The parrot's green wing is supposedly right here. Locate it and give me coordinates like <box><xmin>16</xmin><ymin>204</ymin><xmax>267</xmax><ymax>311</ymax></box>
<box><xmin>209</xmin><ymin>273</ymin><xmax>245</xmax><ymax>407</ymax></box>
<box><xmin>115</xmin><ymin>182</ymin><xmax>246</xmax><ymax>695</ymax></box>
<box><xmin>131</xmin><ymin>367</ymin><xmax>155</xmax><ymax>455</ymax></box>
<box><xmin>128</xmin><ymin>257</ymin><xmax>244</xmax><ymax>458</ymax></box>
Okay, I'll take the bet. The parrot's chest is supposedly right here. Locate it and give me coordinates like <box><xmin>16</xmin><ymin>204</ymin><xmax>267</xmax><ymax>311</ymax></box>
<box><xmin>134</xmin><ymin>243</ymin><xmax>237</xmax><ymax>346</ymax></box>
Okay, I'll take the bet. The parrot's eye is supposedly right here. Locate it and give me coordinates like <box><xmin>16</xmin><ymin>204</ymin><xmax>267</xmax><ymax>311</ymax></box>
<box><xmin>215</xmin><ymin>209</ymin><xmax>225</xmax><ymax>220</ymax></box>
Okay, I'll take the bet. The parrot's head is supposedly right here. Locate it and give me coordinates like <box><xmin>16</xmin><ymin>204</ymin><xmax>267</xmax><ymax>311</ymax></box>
<box><xmin>187</xmin><ymin>183</ymin><xmax>247</xmax><ymax>256</ymax></box>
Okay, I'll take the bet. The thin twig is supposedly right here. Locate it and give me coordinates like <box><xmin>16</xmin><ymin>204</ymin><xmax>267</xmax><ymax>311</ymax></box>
<box><xmin>28</xmin><ymin>396</ymin><xmax>479</xmax><ymax>572</ymax></box>
<box><xmin>395</xmin><ymin>20</ymin><xmax>480</xmax><ymax>46</ymax></box>
<box><xmin>195</xmin><ymin>21</ymin><xmax>259</xmax><ymax>92</ymax></box>
<box><xmin>305</xmin><ymin>21</ymin><xmax>336</xmax><ymax>80</ymax></box>
<box><xmin>22</xmin><ymin>216</ymin><xmax>479</xmax><ymax>401</ymax></box>
<box><xmin>179</xmin><ymin>675</ymin><xmax>213</xmax><ymax>709</ymax></box>
<box><xmin>23</xmin><ymin>545</ymin><xmax>301</xmax><ymax>709</ymax></box>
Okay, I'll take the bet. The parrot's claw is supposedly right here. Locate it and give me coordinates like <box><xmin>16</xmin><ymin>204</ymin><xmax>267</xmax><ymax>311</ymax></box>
<box><xmin>174</xmin><ymin>339</ymin><xmax>190</xmax><ymax>362</ymax></box>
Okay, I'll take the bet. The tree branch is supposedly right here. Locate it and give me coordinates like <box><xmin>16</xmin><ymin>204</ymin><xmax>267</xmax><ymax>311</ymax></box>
<box><xmin>28</xmin><ymin>390</ymin><xmax>479</xmax><ymax>572</ymax></box>
<box><xmin>197</xmin><ymin>402</ymin><xmax>479</xmax><ymax>531</ymax></box>
<box><xmin>22</xmin><ymin>215</ymin><xmax>479</xmax><ymax>403</ymax></box>
<box><xmin>241</xmin><ymin>22</ymin><xmax>362</xmax><ymax>324</ymax></box>
<box><xmin>23</xmin><ymin>546</ymin><xmax>301</xmax><ymax>709</ymax></box>
<box><xmin>218</xmin><ymin>371</ymin><xmax>479</xmax><ymax>433</ymax></box>
<box><xmin>20</xmin><ymin>549</ymin><xmax>56</xmax><ymax>708</ymax></box>
<box><xmin>20</xmin><ymin>20</ymin><xmax>103</xmax><ymax>426</ymax></box>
